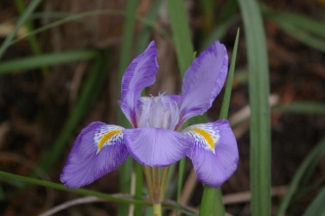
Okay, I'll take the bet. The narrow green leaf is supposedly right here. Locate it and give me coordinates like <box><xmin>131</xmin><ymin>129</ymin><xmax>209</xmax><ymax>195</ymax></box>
<box><xmin>135</xmin><ymin>0</ymin><xmax>162</xmax><ymax>55</ymax></box>
<box><xmin>39</xmin><ymin>51</ymin><xmax>107</xmax><ymax>171</ymax></box>
<box><xmin>134</xmin><ymin>162</ymin><xmax>143</xmax><ymax>216</ymax></box>
<box><xmin>266</xmin><ymin>14</ymin><xmax>325</xmax><ymax>52</ymax></box>
<box><xmin>277</xmin><ymin>138</ymin><xmax>325</xmax><ymax>216</ymax></box>
<box><xmin>166</xmin><ymin>2</ymin><xmax>194</xmax><ymax>215</ymax></box>
<box><xmin>117</xmin><ymin>1</ymin><xmax>138</xmax><ymax>215</ymax></box>
<box><xmin>166</xmin><ymin>1</ymin><xmax>194</xmax><ymax>214</ymax></box>
<box><xmin>14</xmin><ymin>0</ymin><xmax>49</xmax><ymax>77</ymax></box>
<box><xmin>201</xmin><ymin>16</ymin><xmax>239</xmax><ymax>50</ymax></box>
<box><xmin>274</xmin><ymin>102</ymin><xmax>325</xmax><ymax>115</ymax></box>
<box><xmin>167</xmin><ymin>0</ymin><xmax>194</xmax><ymax>74</ymax></box>
<box><xmin>8</xmin><ymin>10</ymin><xmax>170</xmax><ymax>49</ymax></box>
<box><xmin>199</xmin><ymin>0</ymin><xmax>216</xmax><ymax>36</ymax></box>
<box><xmin>0</xmin><ymin>50</ymin><xmax>97</xmax><ymax>74</ymax></box>
<box><xmin>262</xmin><ymin>6</ymin><xmax>325</xmax><ymax>53</ymax></box>
<box><xmin>199</xmin><ymin>29</ymin><xmax>240</xmax><ymax>216</ymax></box>
<box><xmin>219</xmin><ymin>29</ymin><xmax>240</xmax><ymax>119</ymax></box>
<box><xmin>262</xmin><ymin>7</ymin><xmax>325</xmax><ymax>39</ymax></box>
<box><xmin>237</xmin><ymin>0</ymin><xmax>271</xmax><ymax>216</ymax></box>
<box><xmin>0</xmin><ymin>0</ymin><xmax>42</xmax><ymax>59</ymax></box>
<box><xmin>303</xmin><ymin>186</ymin><xmax>325</xmax><ymax>216</ymax></box>
<box><xmin>0</xmin><ymin>171</ymin><xmax>198</xmax><ymax>215</ymax></box>
<box><xmin>0</xmin><ymin>171</ymin><xmax>148</xmax><ymax>205</ymax></box>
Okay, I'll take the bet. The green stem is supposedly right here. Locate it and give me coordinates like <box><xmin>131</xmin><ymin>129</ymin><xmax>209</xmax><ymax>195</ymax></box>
<box><xmin>152</xmin><ymin>167</ymin><xmax>160</xmax><ymax>203</ymax></box>
<box><xmin>153</xmin><ymin>203</ymin><xmax>162</xmax><ymax>216</ymax></box>
<box><xmin>159</xmin><ymin>167</ymin><xmax>170</xmax><ymax>201</ymax></box>
<box><xmin>143</xmin><ymin>166</ymin><xmax>154</xmax><ymax>201</ymax></box>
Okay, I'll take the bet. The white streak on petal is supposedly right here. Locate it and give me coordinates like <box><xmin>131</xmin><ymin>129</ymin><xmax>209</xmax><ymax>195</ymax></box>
<box><xmin>183</xmin><ymin>123</ymin><xmax>220</xmax><ymax>153</ymax></box>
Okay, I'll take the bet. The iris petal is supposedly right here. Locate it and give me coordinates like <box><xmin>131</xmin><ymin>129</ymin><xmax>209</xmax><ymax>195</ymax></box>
<box><xmin>124</xmin><ymin>128</ymin><xmax>192</xmax><ymax>166</ymax></box>
<box><xmin>121</xmin><ymin>41</ymin><xmax>159</xmax><ymax>127</ymax></box>
<box><xmin>60</xmin><ymin>122</ymin><xmax>129</xmax><ymax>189</ymax></box>
<box><xmin>183</xmin><ymin>120</ymin><xmax>238</xmax><ymax>188</ymax></box>
<box><xmin>180</xmin><ymin>41</ymin><xmax>228</xmax><ymax>125</ymax></box>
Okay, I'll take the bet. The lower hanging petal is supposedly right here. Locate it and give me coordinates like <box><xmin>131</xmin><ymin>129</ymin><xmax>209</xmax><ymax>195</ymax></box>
<box><xmin>60</xmin><ymin>122</ymin><xmax>129</xmax><ymax>189</ymax></box>
<box><xmin>124</xmin><ymin>128</ymin><xmax>192</xmax><ymax>167</ymax></box>
<box><xmin>183</xmin><ymin>120</ymin><xmax>238</xmax><ymax>188</ymax></box>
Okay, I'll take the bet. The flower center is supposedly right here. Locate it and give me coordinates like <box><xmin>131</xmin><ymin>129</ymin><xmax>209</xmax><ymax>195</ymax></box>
<box><xmin>137</xmin><ymin>94</ymin><xmax>180</xmax><ymax>130</ymax></box>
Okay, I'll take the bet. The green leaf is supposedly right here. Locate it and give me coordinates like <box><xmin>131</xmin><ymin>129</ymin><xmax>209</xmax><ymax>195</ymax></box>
<box><xmin>166</xmin><ymin>1</ymin><xmax>195</xmax><ymax>214</ymax></box>
<box><xmin>0</xmin><ymin>0</ymin><xmax>42</xmax><ymax>59</ymax></box>
<box><xmin>0</xmin><ymin>171</ymin><xmax>198</xmax><ymax>215</ymax></box>
<box><xmin>264</xmin><ymin>9</ymin><xmax>325</xmax><ymax>52</ymax></box>
<box><xmin>14</xmin><ymin>0</ymin><xmax>48</xmax><ymax>77</ymax></box>
<box><xmin>199</xmin><ymin>29</ymin><xmax>240</xmax><ymax>216</ymax></box>
<box><xmin>274</xmin><ymin>102</ymin><xmax>325</xmax><ymax>115</ymax></box>
<box><xmin>117</xmin><ymin>1</ymin><xmax>138</xmax><ymax>215</ymax></box>
<box><xmin>39</xmin><ymin>51</ymin><xmax>107</xmax><ymax>171</ymax></box>
<box><xmin>5</xmin><ymin>10</ymin><xmax>169</xmax><ymax>49</ymax></box>
<box><xmin>167</xmin><ymin>0</ymin><xmax>194</xmax><ymax>75</ymax></box>
<box><xmin>277</xmin><ymin>138</ymin><xmax>325</xmax><ymax>216</ymax></box>
<box><xmin>0</xmin><ymin>50</ymin><xmax>97</xmax><ymax>74</ymax></box>
<box><xmin>237</xmin><ymin>0</ymin><xmax>271</xmax><ymax>215</ymax></box>
<box><xmin>303</xmin><ymin>186</ymin><xmax>325</xmax><ymax>216</ymax></box>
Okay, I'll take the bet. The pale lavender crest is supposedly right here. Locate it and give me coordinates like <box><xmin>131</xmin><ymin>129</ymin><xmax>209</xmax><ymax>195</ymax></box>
<box><xmin>179</xmin><ymin>41</ymin><xmax>228</xmax><ymax>125</ymax></box>
<box><xmin>120</xmin><ymin>41</ymin><xmax>159</xmax><ymax>127</ymax></box>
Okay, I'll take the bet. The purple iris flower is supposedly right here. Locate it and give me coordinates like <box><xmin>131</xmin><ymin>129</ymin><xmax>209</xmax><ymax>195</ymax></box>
<box><xmin>60</xmin><ymin>41</ymin><xmax>238</xmax><ymax>189</ymax></box>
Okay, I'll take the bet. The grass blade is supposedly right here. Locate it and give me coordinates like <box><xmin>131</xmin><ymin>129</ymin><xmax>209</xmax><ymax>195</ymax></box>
<box><xmin>135</xmin><ymin>0</ymin><xmax>162</xmax><ymax>55</ymax></box>
<box><xmin>262</xmin><ymin>7</ymin><xmax>325</xmax><ymax>53</ymax></box>
<box><xmin>14</xmin><ymin>0</ymin><xmax>49</xmax><ymax>77</ymax></box>
<box><xmin>0</xmin><ymin>50</ymin><xmax>97</xmax><ymax>74</ymax></box>
<box><xmin>303</xmin><ymin>186</ymin><xmax>325</xmax><ymax>216</ymax></box>
<box><xmin>39</xmin><ymin>51</ymin><xmax>107</xmax><ymax>171</ymax></box>
<box><xmin>167</xmin><ymin>0</ymin><xmax>194</xmax><ymax>74</ymax></box>
<box><xmin>277</xmin><ymin>137</ymin><xmax>325</xmax><ymax>216</ymax></box>
<box><xmin>117</xmin><ymin>1</ymin><xmax>138</xmax><ymax>215</ymax></box>
<box><xmin>0</xmin><ymin>0</ymin><xmax>42</xmax><ymax>59</ymax></box>
<box><xmin>274</xmin><ymin>102</ymin><xmax>325</xmax><ymax>115</ymax></box>
<box><xmin>219</xmin><ymin>29</ymin><xmax>240</xmax><ymax>119</ymax></box>
<box><xmin>0</xmin><ymin>170</ymin><xmax>198</xmax><ymax>215</ymax></box>
<box><xmin>167</xmin><ymin>1</ymin><xmax>195</xmax><ymax>214</ymax></box>
<box><xmin>199</xmin><ymin>29</ymin><xmax>240</xmax><ymax>216</ymax></box>
<box><xmin>237</xmin><ymin>0</ymin><xmax>271</xmax><ymax>215</ymax></box>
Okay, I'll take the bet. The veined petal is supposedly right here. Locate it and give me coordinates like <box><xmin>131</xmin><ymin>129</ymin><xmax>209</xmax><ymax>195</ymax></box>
<box><xmin>121</xmin><ymin>41</ymin><xmax>159</xmax><ymax>127</ymax></box>
<box><xmin>183</xmin><ymin>120</ymin><xmax>238</xmax><ymax>188</ymax></box>
<box><xmin>60</xmin><ymin>122</ymin><xmax>129</xmax><ymax>189</ymax></box>
<box><xmin>179</xmin><ymin>41</ymin><xmax>228</xmax><ymax>125</ymax></box>
<box><xmin>124</xmin><ymin>128</ymin><xmax>192</xmax><ymax>166</ymax></box>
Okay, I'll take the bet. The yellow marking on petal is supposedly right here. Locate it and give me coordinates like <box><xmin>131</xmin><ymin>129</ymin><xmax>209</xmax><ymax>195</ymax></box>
<box><xmin>192</xmin><ymin>128</ymin><xmax>215</xmax><ymax>150</ymax></box>
<box><xmin>97</xmin><ymin>129</ymin><xmax>122</xmax><ymax>152</ymax></box>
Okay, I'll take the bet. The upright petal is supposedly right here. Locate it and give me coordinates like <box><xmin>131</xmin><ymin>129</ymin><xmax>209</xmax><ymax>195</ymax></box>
<box><xmin>60</xmin><ymin>122</ymin><xmax>129</xmax><ymax>189</ymax></box>
<box><xmin>124</xmin><ymin>128</ymin><xmax>192</xmax><ymax>167</ymax></box>
<box><xmin>183</xmin><ymin>120</ymin><xmax>238</xmax><ymax>188</ymax></box>
<box><xmin>121</xmin><ymin>41</ymin><xmax>159</xmax><ymax>127</ymax></box>
<box><xmin>179</xmin><ymin>41</ymin><xmax>228</xmax><ymax>125</ymax></box>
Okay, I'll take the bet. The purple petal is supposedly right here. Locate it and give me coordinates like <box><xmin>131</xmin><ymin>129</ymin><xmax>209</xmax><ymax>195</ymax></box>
<box><xmin>121</xmin><ymin>41</ymin><xmax>159</xmax><ymax>127</ymax></box>
<box><xmin>60</xmin><ymin>122</ymin><xmax>129</xmax><ymax>189</ymax></box>
<box><xmin>124</xmin><ymin>128</ymin><xmax>192</xmax><ymax>166</ymax></box>
<box><xmin>184</xmin><ymin>120</ymin><xmax>238</xmax><ymax>188</ymax></box>
<box><xmin>179</xmin><ymin>41</ymin><xmax>228</xmax><ymax>125</ymax></box>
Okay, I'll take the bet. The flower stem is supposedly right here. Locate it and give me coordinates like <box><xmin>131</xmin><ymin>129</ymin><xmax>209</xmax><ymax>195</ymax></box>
<box><xmin>153</xmin><ymin>203</ymin><xmax>162</xmax><ymax>216</ymax></box>
<box><xmin>159</xmin><ymin>167</ymin><xmax>170</xmax><ymax>201</ymax></box>
<box><xmin>143</xmin><ymin>166</ymin><xmax>154</xmax><ymax>200</ymax></box>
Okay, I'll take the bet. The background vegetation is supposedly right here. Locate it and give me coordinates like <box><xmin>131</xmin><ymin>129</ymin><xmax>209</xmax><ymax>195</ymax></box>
<box><xmin>0</xmin><ymin>0</ymin><xmax>325</xmax><ymax>215</ymax></box>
